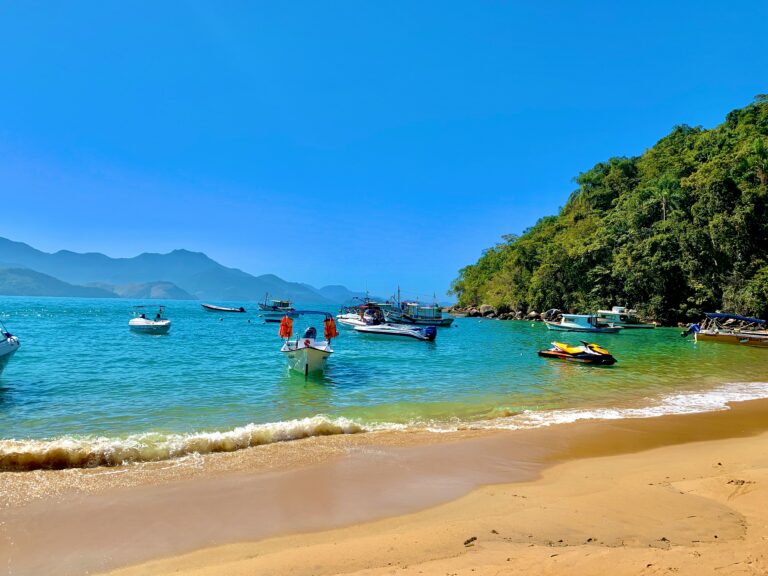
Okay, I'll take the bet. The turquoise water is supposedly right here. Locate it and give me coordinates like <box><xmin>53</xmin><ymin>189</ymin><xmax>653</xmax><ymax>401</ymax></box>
<box><xmin>1</xmin><ymin>296</ymin><xmax>767</xmax><ymax>469</ymax></box>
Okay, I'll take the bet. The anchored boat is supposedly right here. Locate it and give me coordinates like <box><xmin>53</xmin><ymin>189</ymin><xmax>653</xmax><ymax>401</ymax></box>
<box><xmin>336</xmin><ymin>303</ymin><xmax>386</xmax><ymax>328</ymax></box>
<box><xmin>258</xmin><ymin>294</ymin><xmax>296</xmax><ymax>323</ymax></box>
<box><xmin>279</xmin><ymin>312</ymin><xmax>339</xmax><ymax>376</ymax></box>
<box><xmin>544</xmin><ymin>314</ymin><xmax>622</xmax><ymax>333</ymax></box>
<box><xmin>202</xmin><ymin>303</ymin><xmax>247</xmax><ymax>313</ymax></box>
<box><xmin>129</xmin><ymin>306</ymin><xmax>172</xmax><ymax>335</ymax></box>
<box><xmin>0</xmin><ymin>320</ymin><xmax>20</xmax><ymax>375</ymax></box>
<box><xmin>354</xmin><ymin>324</ymin><xmax>437</xmax><ymax>341</ymax></box>
<box><xmin>684</xmin><ymin>312</ymin><xmax>768</xmax><ymax>348</ymax></box>
<box><xmin>387</xmin><ymin>301</ymin><xmax>454</xmax><ymax>327</ymax></box>
<box><xmin>596</xmin><ymin>306</ymin><xmax>655</xmax><ymax>329</ymax></box>
<box><xmin>538</xmin><ymin>341</ymin><xmax>617</xmax><ymax>365</ymax></box>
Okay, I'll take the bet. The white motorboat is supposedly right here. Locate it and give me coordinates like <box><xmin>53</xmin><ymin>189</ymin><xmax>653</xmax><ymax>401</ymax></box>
<box><xmin>544</xmin><ymin>314</ymin><xmax>622</xmax><ymax>333</ymax></box>
<box><xmin>336</xmin><ymin>303</ymin><xmax>386</xmax><ymax>328</ymax></box>
<box><xmin>279</xmin><ymin>311</ymin><xmax>338</xmax><ymax>376</ymax></box>
<box><xmin>129</xmin><ymin>306</ymin><xmax>172</xmax><ymax>335</ymax></box>
<box><xmin>596</xmin><ymin>306</ymin><xmax>655</xmax><ymax>329</ymax></box>
<box><xmin>354</xmin><ymin>324</ymin><xmax>437</xmax><ymax>341</ymax></box>
<box><xmin>0</xmin><ymin>321</ymin><xmax>20</xmax><ymax>375</ymax></box>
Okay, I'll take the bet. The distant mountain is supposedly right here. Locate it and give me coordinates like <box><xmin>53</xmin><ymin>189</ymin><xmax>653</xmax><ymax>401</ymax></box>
<box><xmin>0</xmin><ymin>238</ymin><xmax>358</xmax><ymax>303</ymax></box>
<box><xmin>314</xmin><ymin>285</ymin><xmax>385</xmax><ymax>304</ymax></box>
<box><xmin>0</xmin><ymin>268</ymin><xmax>117</xmax><ymax>298</ymax></box>
<box><xmin>87</xmin><ymin>281</ymin><xmax>196</xmax><ymax>300</ymax></box>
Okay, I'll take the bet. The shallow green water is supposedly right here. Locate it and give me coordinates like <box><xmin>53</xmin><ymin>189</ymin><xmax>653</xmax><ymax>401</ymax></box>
<box><xmin>0</xmin><ymin>297</ymin><xmax>766</xmax><ymax>468</ymax></box>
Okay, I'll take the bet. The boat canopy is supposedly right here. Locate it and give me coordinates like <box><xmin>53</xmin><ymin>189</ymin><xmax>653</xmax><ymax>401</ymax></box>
<box><xmin>704</xmin><ymin>312</ymin><xmax>765</xmax><ymax>324</ymax></box>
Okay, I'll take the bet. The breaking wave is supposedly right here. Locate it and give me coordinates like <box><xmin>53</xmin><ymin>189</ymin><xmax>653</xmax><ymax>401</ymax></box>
<box><xmin>3</xmin><ymin>382</ymin><xmax>768</xmax><ymax>471</ymax></box>
<box><xmin>0</xmin><ymin>415</ymin><xmax>367</xmax><ymax>471</ymax></box>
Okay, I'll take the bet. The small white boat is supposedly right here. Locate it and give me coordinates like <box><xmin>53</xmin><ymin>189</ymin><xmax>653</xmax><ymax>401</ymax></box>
<box><xmin>279</xmin><ymin>311</ymin><xmax>338</xmax><ymax>376</ymax></box>
<box><xmin>596</xmin><ymin>306</ymin><xmax>655</xmax><ymax>329</ymax></box>
<box><xmin>354</xmin><ymin>324</ymin><xmax>437</xmax><ymax>341</ymax></box>
<box><xmin>336</xmin><ymin>303</ymin><xmax>386</xmax><ymax>328</ymax></box>
<box><xmin>0</xmin><ymin>321</ymin><xmax>20</xmax><ymax>375</ymax></box>
<box><xmin>129</xmin><ymin>306</ymin><xmax>172</xmax><ymax>335</ymax></box>
<box><xmin>544</xmin><ymin>314</ymin><xmax>622</xmax><ymax>333</ymax></box>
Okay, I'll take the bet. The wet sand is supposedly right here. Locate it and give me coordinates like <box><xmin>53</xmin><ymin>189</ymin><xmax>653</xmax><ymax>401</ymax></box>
<box><xmin>4</xmin><ymin>399</ymin><xmax>768</xmax><ymax>575</ymax></box>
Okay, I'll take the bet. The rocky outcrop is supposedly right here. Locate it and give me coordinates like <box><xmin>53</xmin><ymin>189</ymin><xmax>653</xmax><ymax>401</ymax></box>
<box><xmin>479</xmin><ymin>304</ymin><xmax>495</xmax><ymax>317</ymax></box>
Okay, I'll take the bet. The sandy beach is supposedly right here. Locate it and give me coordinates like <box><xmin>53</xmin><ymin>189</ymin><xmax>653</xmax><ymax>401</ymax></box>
<box><xmin>1</xmin><ymin>398</ymin><xmax>767</xmax><ymax>575</ymax></box>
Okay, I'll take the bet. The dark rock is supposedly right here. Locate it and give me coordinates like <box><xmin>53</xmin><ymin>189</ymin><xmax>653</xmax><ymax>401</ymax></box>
<box><xmin>479</xmin><ymin>304</ymin><xmax>495</xmax><ymax>316</ymax></box>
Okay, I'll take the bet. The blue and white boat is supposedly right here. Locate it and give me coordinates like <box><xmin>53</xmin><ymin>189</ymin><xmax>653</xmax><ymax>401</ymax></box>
<box><xmin>544</xmin><ymin>314</ymin><xmax>622</xmax><ymax>333</ymax></box>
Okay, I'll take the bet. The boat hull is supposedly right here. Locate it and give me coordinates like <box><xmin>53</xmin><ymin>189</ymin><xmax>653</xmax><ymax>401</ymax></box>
<box><xmin>695</xmin><ymin>331</ymin><xmax>768</xmax><ymax>348</ymax></box>
<box><xmin>263</xmin><ymin>311</ymin><xmax>298</xmax><ymax>323</ymax></box>
<box><xmin>544</xmin><ymin>321</ymin><xmax>621</xmax><ymax>333</ymax></box>
<box><xmin>0</xmin><ymin>336</ymin><xmax>20</xmax><ymax>375</ymax></box>
<box><xmin>353</xmin><ymin>325</ymin><xmax>436</xmax><ymax>341</ymax></box>
<box><xmin>538</xmin><ymin>349</ymin><xmax>616</xmax><ymax>365</ymax></box>
<box><xmin>387</xmin><ymin>315</ymin><xmax>454</xmax><ymax>327</ymax></box>
<box><xmin>202</xmin><ymin>304</ymin><xmax>246</xmax><ymax>313</ymax></box>
<box><xmin>281</xmin><ymin>341</ymin><xmax>333</xmax><ymax>374</ymax></box>
<box><xmin>129</xmin><ymin>319</ymin><xmax>172</xmax><ymax>335</ymax></box>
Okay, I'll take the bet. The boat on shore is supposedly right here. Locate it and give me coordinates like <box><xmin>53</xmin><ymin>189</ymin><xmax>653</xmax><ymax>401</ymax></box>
<box><xmin>202</xmin><ymin>303</ymin><xmax>246</xmax><ymax>313</ymax></box>
<box><xmin>596</xmin><ymin>306</ymin><xmax>655</xmax><ymax>329</ymax></box>
<box><xmin>0</xmin><ymin>321</ymin><xmax>20</xmax><ymax>375</ymax></box>
<box><xmin>279</xmin><ymin>312</ymin><xmax>339</xmax><ymax>376</ymax></box>
<box><xmin>686</xmin><ymin>312</ymin><xmax>768</xmax><ymax>348</ymax></box>
<box><xmin>538</xmin><ymin>341</ymin><xmax>617</xmax><ymax>365</ymax></box>
<box><xmin>544</xmin><ymin>314</ymin><xmax>622</xmax><ymax>333</ymax></box>
<box><xmin>129</xmin><ymin>306</ymin><xmax>172</xmax><ymax>335</ymax></box>
<box><xmin>354</xmin><ymin>324</ymin><xmax>437</xmax><ymax>341</ymax></box>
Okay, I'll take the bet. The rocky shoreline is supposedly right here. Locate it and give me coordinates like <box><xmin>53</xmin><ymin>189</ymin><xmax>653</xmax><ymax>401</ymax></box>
<box><xmin>445</xmin><ymin>305</ymin><xmax>555</xmax><ymax>322</ymax></box>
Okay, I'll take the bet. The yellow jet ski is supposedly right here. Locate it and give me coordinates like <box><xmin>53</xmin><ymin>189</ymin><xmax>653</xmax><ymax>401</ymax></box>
<box><xmin>538</xmin><ymin>341</ymin><xmax>617</xmax><ymax>365</ymax></box>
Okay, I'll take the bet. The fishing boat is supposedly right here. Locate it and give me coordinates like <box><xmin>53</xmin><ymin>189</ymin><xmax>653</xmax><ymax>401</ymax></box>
<box><xmin>201</xmin><ymin>303</ymin><xmax>247</xmax><ymax>313</ymax></box>
<box><xmin>596</xmin><ymin>306</ymin><xmax>655</xmax><ymax>329</ymax></box>
<box><xmin>684</xmin><ymin>312</ymin><xmax>768</xmax><ymax>348</ymax></box>
<box><xmin>387</xmin><ymin>301</ymin><xmax>454</xmax><ymax>327</ymax></box>
<box><xmin>538</xmin><ymin>341</ymin><xmax>617</xmax><ymax>365</ymax></box>
<box><xmin>544</xmin><ymin>314</ymin><xmax>622</xmax><ymax>333</ymax></box>
<box><xmin>336</xmin><ymin>303</ymin><xmax>386</xmax><ymax>328</ymax></box>
<box><xmin>0</xmin><ymin>320</ymin><xmax>20</xmax><ymax>375</ymax></box>
<box><xmin>258</xmin><ymin>294</ymin><xmax>296</xmax><ymax>323</ymax></box>
<box><xmin>354</xmin><ymin>324</ymin><xmax>437</xmax><ymax>341</ymax></box>
<box><xmin>279</xmin><ymin>311</ymin><xmax>338</xmax><ymax>376</ymax></box>
<box><xmin>129</xmin><ymin>306</ymin><xmax>172</xmax><ymax>334</ymax></box>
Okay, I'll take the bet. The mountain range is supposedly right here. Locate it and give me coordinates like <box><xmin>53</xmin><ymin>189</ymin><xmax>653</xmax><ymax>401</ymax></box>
<box><xmin>0</xmin><ymin>237</ymin><xmax>371</xmax><ymax>303</ymax></box>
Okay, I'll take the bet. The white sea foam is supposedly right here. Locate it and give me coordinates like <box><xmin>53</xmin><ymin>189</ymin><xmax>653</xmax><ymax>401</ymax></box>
<box><xmin>4</xmin><ymin>382</ymin><xmax>768</xmax><ymax>471</ymax></box>
<box><xmin>0</xmin><ymin>415</ymin><xmax>367</xmax><ymax>471</ymax></box>
<box><xmin>455</xmin><ymin>381</ymin><xmax>768</xmax><ymax>431</ymax></box>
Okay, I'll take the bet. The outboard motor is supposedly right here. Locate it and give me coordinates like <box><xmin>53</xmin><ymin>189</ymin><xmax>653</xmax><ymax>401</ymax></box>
<box><xmin>422</xmin><ymin>326</ymin><xmax>437</xmax><ymax>341</ymax></box>
<box><xmin>303</xmin><ymin>326</ymin><xmax>317</xmax><ymax>340</ymax></box>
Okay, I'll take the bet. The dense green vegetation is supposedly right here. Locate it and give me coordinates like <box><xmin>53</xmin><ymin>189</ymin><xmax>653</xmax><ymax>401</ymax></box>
<box><xmin>451</xmin><ymin>97</ymin><xmax>768</xmax><ymax>324</ymax></box>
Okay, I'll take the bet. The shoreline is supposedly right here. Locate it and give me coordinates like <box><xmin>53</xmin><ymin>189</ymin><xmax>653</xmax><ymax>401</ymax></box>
<box><xmin>3</xmin><ymin>398</ymin><xmax>768</xmax><ymax>575</ymax></box>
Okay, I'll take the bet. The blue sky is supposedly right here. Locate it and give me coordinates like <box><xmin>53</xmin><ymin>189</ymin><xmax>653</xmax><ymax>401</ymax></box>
<box><xmin>1</xmin><ymin>1</ymin><xmax>766</xmax><ymax>299</ymax></box>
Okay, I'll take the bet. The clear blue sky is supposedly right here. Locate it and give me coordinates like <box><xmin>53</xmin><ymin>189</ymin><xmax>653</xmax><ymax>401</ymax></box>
<box><xmin>1</xmin><ymin>1</ymin><xmax>765</xmax><ymax>299</ymax></box>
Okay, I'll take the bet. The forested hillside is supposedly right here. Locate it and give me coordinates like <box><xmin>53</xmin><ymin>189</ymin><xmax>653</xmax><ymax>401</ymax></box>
<box><xmin>451</xmin><ymin>97</ymin><xmax>768</xmax><ymax>324</ymax></box>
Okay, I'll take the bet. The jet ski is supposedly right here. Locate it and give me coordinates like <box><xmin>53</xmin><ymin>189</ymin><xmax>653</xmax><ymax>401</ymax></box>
<box><xmin>538</xmin><ymin>341</ymin><xmax>617</xmax><ymax>365</ymax></box>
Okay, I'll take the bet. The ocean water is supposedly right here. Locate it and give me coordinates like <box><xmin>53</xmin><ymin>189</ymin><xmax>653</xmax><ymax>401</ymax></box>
<box><xmin>1</xmin><ymin>296</ymin><xmax>767</xmax><ymax>470</ymax></box>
